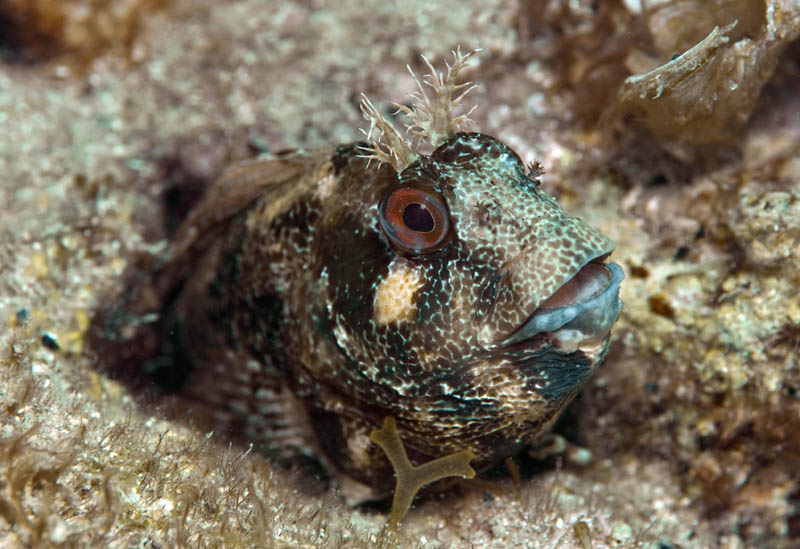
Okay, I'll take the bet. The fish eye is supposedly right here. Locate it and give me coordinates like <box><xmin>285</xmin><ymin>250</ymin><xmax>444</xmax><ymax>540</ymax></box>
<box><xmin>379</xmin><ymin>186</ymin><xmax>451</xmax><ymax>254</ymax></box>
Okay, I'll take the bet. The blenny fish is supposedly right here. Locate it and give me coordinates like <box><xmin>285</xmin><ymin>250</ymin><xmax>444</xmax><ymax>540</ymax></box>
<box><xmin>92</xmin><ymin>49</ymin><xmax>623</xmax><ymax>511</ymax></box>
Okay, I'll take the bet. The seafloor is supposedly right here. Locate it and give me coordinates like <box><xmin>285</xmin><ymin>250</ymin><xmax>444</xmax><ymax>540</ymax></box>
<box><xmin>1</xmin><ymin>1</ymin><xmax>799</xmax><ymax>548</ymax></box>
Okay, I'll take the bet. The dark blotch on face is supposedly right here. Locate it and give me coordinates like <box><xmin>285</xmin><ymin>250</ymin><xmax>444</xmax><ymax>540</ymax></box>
<box><xmin>320</xmin><ymin>213</ymin><xmax>392</xmax><ymax>332</ymax></box>
<box><xmin>518</xmin><ymin>347</ymin><xmax>595</xmax><ymax>403</ymax></box>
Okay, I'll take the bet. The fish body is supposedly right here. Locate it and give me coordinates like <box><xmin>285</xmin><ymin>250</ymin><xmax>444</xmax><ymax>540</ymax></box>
<box><xmin>96</xmin><ymin>131</ymin><xmax>623</xmax><ymax>500</ymax></box>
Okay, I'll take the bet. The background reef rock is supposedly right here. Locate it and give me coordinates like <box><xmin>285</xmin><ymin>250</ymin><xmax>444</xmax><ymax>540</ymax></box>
<box><xmin>1</xmin><ymin>0</ymin><xmax>799</xmax><ymax>547</ymax></box>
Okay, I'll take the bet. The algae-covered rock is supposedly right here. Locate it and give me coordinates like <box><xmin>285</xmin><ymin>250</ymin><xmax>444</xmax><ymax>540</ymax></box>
<box><xmin>615</xmin><ymin>0</ymin><xmax>800</xmax><ymax>144</ymax></box>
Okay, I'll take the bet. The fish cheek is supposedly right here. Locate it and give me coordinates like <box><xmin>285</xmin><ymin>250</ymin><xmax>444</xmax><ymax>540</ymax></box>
<box><xmin>410</xmin><ymin>260</ymin><xmax>453</xmax><ymax>352</ymax></box>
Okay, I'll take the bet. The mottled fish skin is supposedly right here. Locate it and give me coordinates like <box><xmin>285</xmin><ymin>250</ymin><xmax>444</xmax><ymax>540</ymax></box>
<box><xmin>94</xmin><ymin>132</ymin><xmax>620</xmax><ymax>500</ymax></box>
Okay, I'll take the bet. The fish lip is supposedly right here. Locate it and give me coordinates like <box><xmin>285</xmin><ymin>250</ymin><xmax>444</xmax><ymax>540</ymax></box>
<box><xmin>501</xmin><ymin>261</ymin><xmax>624</xmax><ymax>346</ymax></box>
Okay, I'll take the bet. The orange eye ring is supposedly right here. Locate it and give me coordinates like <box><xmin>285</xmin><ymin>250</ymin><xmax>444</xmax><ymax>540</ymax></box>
<box><xmin>379</xmin><ymin>186</ymin><xmax>451</xmax><ymax>254</ymax></box>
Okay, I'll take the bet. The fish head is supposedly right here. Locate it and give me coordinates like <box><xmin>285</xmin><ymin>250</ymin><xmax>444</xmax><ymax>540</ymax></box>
<box><xmin>320</xmin><ymin>133</ymin><xmax>623</xmax><ymax>454</ymax></box>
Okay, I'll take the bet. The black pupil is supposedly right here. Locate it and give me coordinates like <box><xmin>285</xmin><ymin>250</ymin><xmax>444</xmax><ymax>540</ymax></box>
<box><xmin>402</xmin><ymin>203</ymin><xmax>435</xmax><ymax>232</ymax></box>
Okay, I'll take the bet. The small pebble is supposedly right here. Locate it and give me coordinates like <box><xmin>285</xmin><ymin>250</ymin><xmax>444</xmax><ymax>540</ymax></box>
<box><xmin>41</xmin><ymin>332</ymin><xmax>60</xmax><ymax>350</ymax></box>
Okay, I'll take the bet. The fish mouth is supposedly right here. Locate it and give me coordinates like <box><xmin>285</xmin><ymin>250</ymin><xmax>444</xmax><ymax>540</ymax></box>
<box><xmin>502</xmin><ymin>260</ymin><xmax>624</xmax><ymax>353</ymax></box>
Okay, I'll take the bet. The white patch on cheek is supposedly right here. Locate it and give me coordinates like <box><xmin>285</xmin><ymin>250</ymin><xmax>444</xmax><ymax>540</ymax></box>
<box><xmin>373</xmin><ymin>259</ymin><xmax>424</xmax><ymax>325</ymax></box>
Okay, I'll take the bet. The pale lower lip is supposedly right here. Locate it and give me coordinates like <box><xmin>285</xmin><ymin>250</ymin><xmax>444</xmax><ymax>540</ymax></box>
<box><xmin>503</xmin><ymin>262</ymin><xmax>625</xmax><ymax>345</ymax></box>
